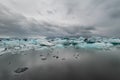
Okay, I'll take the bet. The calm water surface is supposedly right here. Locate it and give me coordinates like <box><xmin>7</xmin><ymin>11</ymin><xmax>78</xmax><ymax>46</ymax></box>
<box><xmin>0</xmin><ymin>48</ymin><xmax>120</xmax><ymax>80</ymax></box>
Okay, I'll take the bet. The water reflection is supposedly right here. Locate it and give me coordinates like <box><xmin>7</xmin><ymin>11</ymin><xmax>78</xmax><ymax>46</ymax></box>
<box><xmin>0</xmin><ymin>48</ymin><xmax>120</xmax><ymax>80</ymax></box>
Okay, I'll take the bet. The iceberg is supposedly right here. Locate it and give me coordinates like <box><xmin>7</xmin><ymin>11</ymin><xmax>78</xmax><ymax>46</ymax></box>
<box><xmin>108</xmin><ymin>38</ymin><xmax>120</xmax><ymax>45</ymax></box>
<box><xmin>0</xmin><ymin>36</ymin><xmax>120</xmax><ymax>55</ymax></box>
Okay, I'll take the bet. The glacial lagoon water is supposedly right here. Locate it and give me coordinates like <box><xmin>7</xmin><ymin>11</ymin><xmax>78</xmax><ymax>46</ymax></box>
<box><xmin>0</xmin><ymin>37</ymin><xmax>120</xmax><ymax>80</ymax></box>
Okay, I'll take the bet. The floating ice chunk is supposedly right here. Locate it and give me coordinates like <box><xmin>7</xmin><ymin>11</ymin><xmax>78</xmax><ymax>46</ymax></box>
<box><xmin>39</xmin><ymin>46</ymin><xmax>49</xmax><ymax>50</ymax></box>
<box><xmin>108</xmin><ymin>38</ymin><xmax>120</xmax><ymax>45</ymax></box>
<box><xmin>76</xmin><ymin>42</ymin><xmax>113</xmax><ymax>49</ymax></box>
<box><xmin>62</xmin><ymin>42</ymin><xmax>71</xmax><ymax>46</ymax></box>
<box><xmin>41</xmin><ymin>56</ymin><xmax>47</xmax><ymax>60</ymax></box>
<box><xmin>71</xmin><ymin>41</ymin><xmax>78</xmax><ymax>46</ymax></box>
<box><xmin>0</xmin><ymin>37</ymin><xmax>119</xmax><ymax>52</ymax></box>
<box><xmin>0</xmin><ymin>48</ymin><xmax>7</xmax><ymax>55</ymax></box>
<box><xmin>54</xmin><ymin>39</ymin><xmax>68</xmax><ymax>44</ymax></box>
<box><xmin>0</xmin><ymin>48</ymin><xmax>5</xmax><ymax>52</ymax></box>
<box><xmin>14</xmin><ymin>46</ymin><xmax>21</xmax><ymax>50</ymax></box>
<box><xmin>38</xmin><ymin>39</ymin><xmax>54</xmax><ymax>46</ymax></box>
<box><xmin>78</xmin><ymin>37</ymin><xmax>85</xmax><ymax>40</ymax></box>
<box><xmin>84</xmin><ymin>38</ymin><xmax>95</xmax><ymax>43</ymax></box>
<box><xmin>93</xmin><ymin>42</ymin><xmax>113</xmax><ymax>49</ymax></box>
<box><xmin>14</xmin><ymin>67</ymin><xmax>28</xmax><ymax>73</ymax></box>
<box><xmin>54</xmin><ymin>44</ymin><xmax>64</xmax><ymax>48</ymax></box>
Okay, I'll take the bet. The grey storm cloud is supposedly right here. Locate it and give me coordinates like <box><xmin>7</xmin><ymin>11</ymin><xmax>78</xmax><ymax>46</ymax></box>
<box><xmin>0</xmin><ymin>0</ymin><xmax>120</xmax><ymax>37</ymax></box>
<box><xmin>0</xmin><ymin>3</ymin><xmax>60</xmax><ymax>37</ymax></box>
<box><xmin>0</xmin><ymin>4</ymin><xmax>29</xmax><ymax>37</ymax></box>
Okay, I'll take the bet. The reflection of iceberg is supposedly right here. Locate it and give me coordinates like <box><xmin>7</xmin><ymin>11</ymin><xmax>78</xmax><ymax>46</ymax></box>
<box><xmin>0</xmin><ymin>37</ymin><xmax>120</xmax><ymax>55</ymax></box>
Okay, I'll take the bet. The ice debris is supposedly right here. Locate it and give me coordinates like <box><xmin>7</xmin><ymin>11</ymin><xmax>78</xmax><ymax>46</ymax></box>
<box><xmin>14</xmin><ymin>67</ymin><xmax>28</xmax><ymax>73</ymax></box>
<box><xmin>0</xmin><ymin>37</ymin><xmax>120</xmax><ymax>55</ymax></box>
<box><xmin>41</xmin><ymin>56</ymin><xmax>47</xmax><ymax>60</ymax></box>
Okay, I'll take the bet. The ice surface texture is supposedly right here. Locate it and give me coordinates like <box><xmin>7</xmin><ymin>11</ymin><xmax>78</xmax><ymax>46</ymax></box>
<box><xmin>0</xmin><ymin>37</ymin><xmax>120</xmax><ymax>55</ymax></box>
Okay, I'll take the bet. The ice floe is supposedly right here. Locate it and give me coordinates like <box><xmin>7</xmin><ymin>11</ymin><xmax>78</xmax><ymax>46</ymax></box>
<box><xmin>0</xmin><ymin>37</ymin><xmax>120</xmax><ymax>55</ymax></box>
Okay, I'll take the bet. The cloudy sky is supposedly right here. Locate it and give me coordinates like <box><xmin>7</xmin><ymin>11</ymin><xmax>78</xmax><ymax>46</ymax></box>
<box><xmin>0</xmin><ymin>0</ymin><xmax>120</xmax><ymax>38</ymax></box>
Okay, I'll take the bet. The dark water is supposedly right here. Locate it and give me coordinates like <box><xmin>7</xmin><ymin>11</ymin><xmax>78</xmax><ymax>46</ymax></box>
<box><xmin>0</xmin><ymin>48</ymin><xmax>120</xmax><ymax>80</ymax></box>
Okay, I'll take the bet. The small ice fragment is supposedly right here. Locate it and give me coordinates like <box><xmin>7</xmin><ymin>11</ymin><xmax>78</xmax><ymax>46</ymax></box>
<box><xmin>53</xmin><ymin>55</ymin><xmax>59</xmax><ymax>59</ymax></box>
<box><xmin>62</xmin><ymin>58</ymin><xmax>65</xmax><ymax>60</ymax></box>
<box><xmin>40</xmin><ymin>54</ymin><xmax>43</xmax><ymax>56</ymax></box>
<box><xmin>41</xmin><ymin>56</ymin><xmax>47</xmax><ymax>60</ymax></box>
<box><xmin>14</xmin><ymin>67</ymin><xmax>28</xmax><ymax>73</ymax></box>
<box><xmin>56</xmin><ymin>56</ymin><xmax>59</xmax><ymax>59</ymax></box>
<box><xmin>0</xmin><ymin>48</ymin><xmax>6</xmax><ymax>52</ymax></box>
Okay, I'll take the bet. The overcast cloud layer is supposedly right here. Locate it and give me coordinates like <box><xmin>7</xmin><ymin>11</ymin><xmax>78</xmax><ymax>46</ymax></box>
<box><xmin>0</xmin><ymin>0</ymin><xmax>120</xmax><ymax>37</ymax></box>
